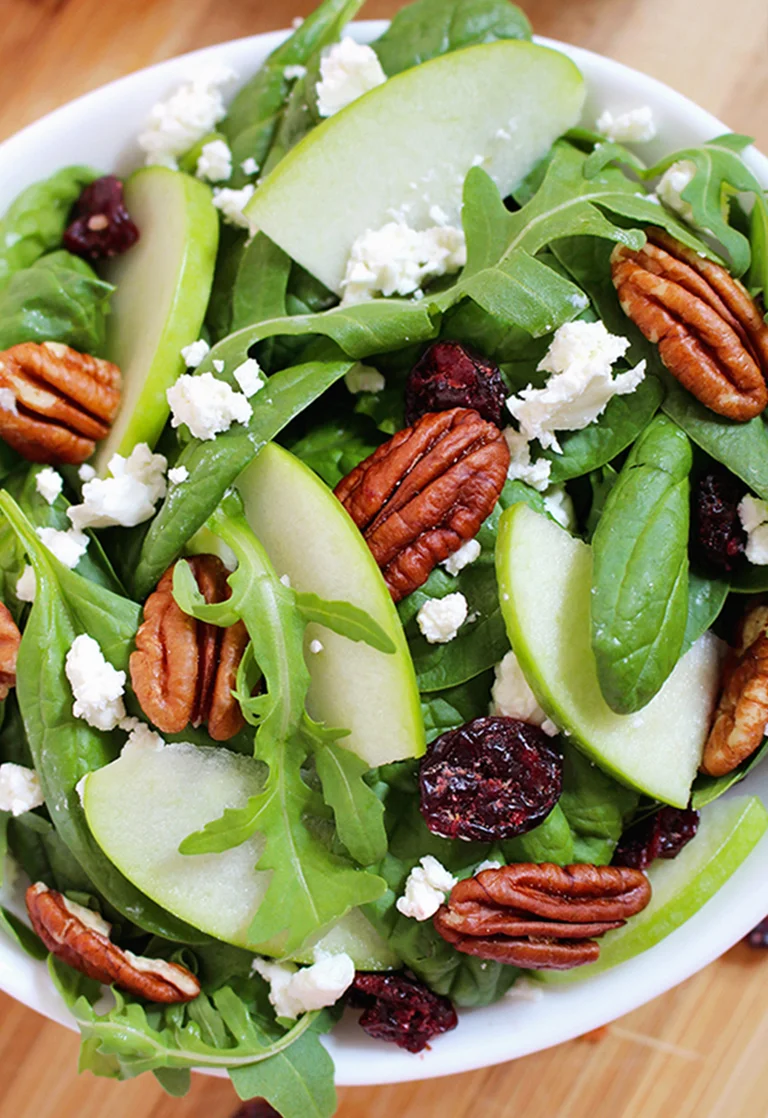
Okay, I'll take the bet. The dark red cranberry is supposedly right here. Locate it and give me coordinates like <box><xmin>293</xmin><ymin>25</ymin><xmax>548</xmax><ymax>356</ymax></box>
<box><xmin>419</xmin><ymin>716</ymin><xmax>563</xmax><ymax>843</ymax></box>
<box><xmin>691</xmin><ymin>469</ymin><xmax>746</xmax><ymax>572</ymax></box>
<box><xmin>349</xmin><ymin>972</ymin><xmax>457</xmax><ymax>1053</ymax></box>
<box><xmin>746</xmin><ymin>917</ymin><xmax>768</xmax><ymax>947</ymax></box>
<box><xmin>612</xmin><ymin>807</ymin><xmax>700</xmax><ymax>870</ymax></box>
<box><xmin>404</xmin><ymin>341</ymin><xmax>508</xmax><ymax>427</ymax></box>
<box><xmin>230</xmin><ymin>1104</ymin><xmax>281</xmax><ymax>1118</ymax></box>
<box><xmin>63</xmin><ymin>175</ymin><xmax>139</xmax><ymax>260</ymax></box>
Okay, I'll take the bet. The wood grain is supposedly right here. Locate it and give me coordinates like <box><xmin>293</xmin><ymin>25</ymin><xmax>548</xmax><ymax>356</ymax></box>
<box><xmin>1</xmin><ymin>0</ymin><xmax>768</xmax><ymax>1115</ymax></box>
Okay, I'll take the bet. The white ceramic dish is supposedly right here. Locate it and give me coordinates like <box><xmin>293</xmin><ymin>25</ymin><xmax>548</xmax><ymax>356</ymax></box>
<box><xmin>1</xmin><ymin>20</ymin><xmax>767</xmax><ymax>1090</ymax></box>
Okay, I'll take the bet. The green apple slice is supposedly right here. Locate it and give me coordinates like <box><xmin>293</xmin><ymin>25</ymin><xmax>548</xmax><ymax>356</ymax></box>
<box><xmin>541</xmin><ymin>795</ymin><xmax>768</xmax><ymax>982</ymax></box>
<box><xmin>94</xmin><ymin>167</ymin><xmax>219</xmax><ymax>472</ymax></box>
<box><xmin>237</xmin><ymin>442</ymin><xmax>424</xmax><ymax>766</ymax></box>
<box><xmin>496</xmin><ymin>504</ymin><xmax>721</xmax><ymax>806</ymax></box>
<box><xmin>245</xmin><ymin>40</ymin><xmax>585</xmax><ymax>293</ymax></box>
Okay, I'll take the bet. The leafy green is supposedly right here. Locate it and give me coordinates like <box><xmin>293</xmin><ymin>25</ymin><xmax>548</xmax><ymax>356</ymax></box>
<box><xmin>231</xmin><ymin>233</ymin><xmax>293</xmax><ymax>333</ymax></box>
<box><xmin>420</xmin><ymin>670</ymin><xmax>495</xmax><ymax>743</ymax></box>
<box><xmin>294</xmin><ymin>592</ymin><xmax>395</xmax><ymax>653</ymax></box>
<box><xmin>681</xmin><ymin>570</ymin><xmax>729</xmax><ymax>655</ymax></box>
<box><xmin>559</xmin><ymin>749</ymin><xmax>639</xmax><ymax>864</ymax></box>
<box><xmin>501</xmin><ymin>803</ymin><xmax>574</xmax><ymax>864</ymax></box>
<box><xmin>748</xmin><ymin>188</ymin><xmax>768</xmax><ymax>306</ymax></box>
<box><xmin>313</xmin><ymin>744</ymin><xmax>387</xmax><ymax>866</ymax></box>
<box><xmin>0</xmin><ymin>811</ymin><xmax>47</xmax><ymax>958</ymax></box>
<box><xmin>692</xmin><ymin>739</ymin><xmax>768</xmax><ymax>808</ymax></box>
<box><xmin>288</xmin><ymin>415</ymin><xmax>381</xmax><ymax>488</ymax></box>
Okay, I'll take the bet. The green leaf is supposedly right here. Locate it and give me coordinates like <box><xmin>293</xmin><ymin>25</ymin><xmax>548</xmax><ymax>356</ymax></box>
<box><xmin>0</xmin><ymin>252</ymin><xmax>114</xmax><ymax>353</ymax></box>
<box><xmin>681</xmin><ymin>570</ymin><xmax>729</xmax><ymax>655</ymax></box>
<box><xmin>231</xmin><ymin>233</ymin><xmax>292</xmax><ymax>333</ymax></box>
<box><xmin>288</xmin><ymin>415</ymin><xmax>381</xmax><ymax>488</ymax></box>
<box><xmin>294</xmin><ymin>592</ymin><xmax>395</xmax><ymax>653</ymax></box>
<box><xmin>419</xmin><ymin>670</ymin><xmax>495</xmax><ymax>743</ymax></box>
<box><xmin>748</xmin><ymin>192</ymin><xmax>768</xmax><ymax>309</ymax></box>
<box><xmin>558</xmin><ymin>748</ymin><xmax>639</xmax><ymax>864</ymax></box>
<box><xmin>692</xmin><ymin>738</ymin><xmax>768</xmax><ymax>808</ymax></box>
<box><xmin>501</xmin><ymin>803</ymin><xmax>575</xmax><ymax>865</ymax></box>
<box><xmin>313</xmin><ymin>743</ymin><xmax>387</xmax><ymax>865</ymax></box>
<box><xmin>228</xmin><ymin>1013</ymin><xmax>337</xmax><ymax>1118</ymax></box>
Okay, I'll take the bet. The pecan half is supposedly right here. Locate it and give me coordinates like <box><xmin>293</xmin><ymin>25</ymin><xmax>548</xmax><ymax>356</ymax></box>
<box><xmin>130</xmin><ymin>554</ymin><xmax>247</xmax><ymax>741</ymax></box>
<box><xmin>0</xmin><ymin>602</ymin><xmax>20</xmax><ymax>701</ymax></box>
<box><xmin>0</xmin><ymin>341</ymin><xmax>121</xmax><ymax>465</ymax></box>
<box><xmin>25</xmin><ymin>882</ymin><xmax>200</xmax><ymax>1002</ymax></box>
<box><xmin>433</xmin><ymin>863</ymin><xmax>651</xmax><ymax>970</ymax></box>
<box><xmin>701</xmin><ymin>601</ymin><xmax>768</xmax><ymax>776</ymax></box>
<box><xmin>611</xmin><ymin>230</ymin><xmax>768</xmax><ymax>420</ymax></box>
<box><xmin>335</xmin><ymin>407</ymin><xmax>509</xmax><ymax>601</ymax></box>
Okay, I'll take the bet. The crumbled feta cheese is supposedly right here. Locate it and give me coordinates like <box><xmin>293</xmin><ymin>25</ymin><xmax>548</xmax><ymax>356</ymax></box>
<box><xmin>315</xmin><ymin>38</ymin><xmax>386</xmax><ymax>118</ymax></box>
<box><xmin>738</xmin><ymin>495</ymin><xmax>768</xmax><ymax>564</ymax></box>
<box><xmin>279</xmin><ymin>574</ymin><xmax>291</xmax><ymax>588</ymax></box>
<box><xmin>181</xmin><ymin>338</ymin><xmax>210</xmax><ymax>368</ymax></box>
<box><xmin>396</xmin><ymin>856</ymin><xmax>457</xmax><ymax>921</ymax></box>
<box><xmin>0</xmin><ymin>763</ymin><xmax>44</xmax><ymax>816</ymax></box>
<box><xmin>138</xmin><ymin>65</ymin><xmax>236</xmax><ymax>168</ymax></box>
<box><xmin>232</xmin><ymin>358</ymin><xmax>264</xmax><ymax>398</ymax></box>
<box><xmin>120</xmin><ymin>717</ymin><xmax>166</xmax><ymax>758</ymax></box>
<box><xmin>0</xmin><ymin>387</ymin><xmax>17</xmax><ymax>414</ymax></box>
<box><xmin>309</xmin><ymin>639</ymin><xmax>324</xmax><ymax>654</ymax></box>
<box><xmin>284</xmin><ymin>64</ymin><xmax>307</xmax><ymax>81</ymax></box>
<box><xmin>212</xmin><ymin>359</ymin><xmax>225</xmax><ymax>373</ymax></box>
<box><xmin>475</xmin><ymin>859</ymin><xmax>502</xmax><ymax>874</ymax></box>
<box><xmin>36</xmin><ymin>526</ymin><xmax>89</xmax><ymax>568</ymax></box>
<box><xmin>78</xmin><ymin>463</ymin><xmax>96</xmax><ymax>482</ymax></box>
<box><xmin>341</xmin><ymin>222</ymin><xmax>466</xmax><ymax>304</ymax></box>
<box><xmin>503</xmin><ymin>428</ymin><xmax>552</xmax><ymax>491</ymax></box>
<box><xmin>35</xmin><ymin>466</ymin><xmax>63</xmax><ymax>505</ymax></box>
<box><xmin>212</xmin><ymin>185</ymin><xmax>255</xmax><ymax>228</ymax></box>
<box><xmin>442</xmin><ymin>538</ymin><xmax>481</xmax><ymax>576</ymax></box>
<box><xmin>15</xmin><ymin>565</ymin><xmax>36</xmax><ymax>603</ymax></box>
<box><xmin>168</xmin><ymin>465</ymin><xmax>189</xmax><ymax>485</ymax></box>
<box><xmin>596</xmin><ymin>106</ymin><xmax>657</xmax><ymax>143</ymax></box>
<box><xmin>68</xmin><ymin>444</ymin><xmax>168</xmax><ymax>531</ymax></box>
<box><xmin>344</xmin><ymin>363</ymin><xmax>385</xmax><ymax>394</ymax></box>
<box><xmin>542</xmin><ymin>484</ymin><xmax>576</xmax><ymax>531</ymax></box>
<box><xmin>240</xmin><ymin>157</ymin><xmax>259</xmax><ymax>176</ymax></box>
<box><xmin>167</xmin><ymin>372</ymin><xmax>252</xmax><ymax>441</ymax></box>
<box><xmin>429</xmin><ymin>203</ymin><xmax>451</xmax><ymax>226</ymax></box>
<box><xmin>65</xmin><ymin>634</ymin><xmax>126</xmax><ymax>731</ymax></box>
<box><xmin>491</xmin><ymin>649</ymin><xmax>559</xmax><ymax>736</ymax></box>
<box><xmin>196</xmin><ymin>138</ymin><xmax>232</xmax><ymax>183</ymax></box>
<box><xmin>656</xmin><ymin>159</ymin><xmax>697</xmax><ymax>223</ymax></box>
<box><xmin>506</xmin><ymin>321</ymin><xmax>646</xmax><ymax>453</ymax></box>
<box><xmin>252</xmin><ymin>953</ymin><xmax>355</xmax><ymax>1019</ymax></box>
<box><xmin>416</xmin><ymin>592</ymin><xmax>468</xmax><ymax>644</ymax></box>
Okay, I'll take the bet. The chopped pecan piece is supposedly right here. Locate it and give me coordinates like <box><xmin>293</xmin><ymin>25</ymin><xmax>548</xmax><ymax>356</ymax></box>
<box><xmin>0</xmin><ymin>602</ymin><xmax>20</xmax><ymax>701</ymax></box>
<box><xmin>335</xmin><ymin>407</ymin><xmax>509</xmax><ymax>601</ymax></box>
<box><xmin>25</xmin><ymin>882</ymin><xmax>200</xmax><ymax>1002</ymax></box>
<box><xmin>611</xmin><ymin>229</ymin><xmax>768</xmax><ymax>420</ymax></box>
<box><xmin>433</xmin><ymin>863</ymin><xmax>651</xmax><ymax>970</ymax></box>
<box><xmin>0</xmin><ymin>341</ymin><xmax>121</xmax><ymax>464</ymax></box>
<box><xmin>130</xmin><ymin>554</ymin><xmax>247</xmax><ymax>741</ymax></box>
<box><xmin>701</xmin><ymin>601</ymin><xmax>768</xmax><ymax>776</ymax></box>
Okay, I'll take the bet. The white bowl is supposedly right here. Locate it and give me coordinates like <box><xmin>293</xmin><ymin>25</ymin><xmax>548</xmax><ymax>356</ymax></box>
<box><xmin>1</xmin><ymin>21</ymin><xmax>768</xmax><ymax>1090</ymax></box>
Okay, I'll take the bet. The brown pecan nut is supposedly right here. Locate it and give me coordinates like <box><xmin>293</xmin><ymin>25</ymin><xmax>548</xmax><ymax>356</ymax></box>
<box><xmin>25</xmin><ymin>882</ymin><xmax>200</xmax><ymax>1003</ymax></box>
<box><xmin>0</xmin><ymin>341</ymin><xmax>122</xmax><ymax>465</ymax></box>
<box><xmin>701</xmin><ymin>601</ymin><xmax>768</xmax><ymax>776</ymax></box>
<box><xmin>611</xmin><ymin>230</ymin><xmax>768</xmax><ymax>420</ymax></box>
<box><xmin>0</xmin><ymin>602</ymin><xmax>21</xmax><ymax>701</ymax></box>
<box><xmin>334</xmin><ymin>407</ymin><xmax>510</xmax><ymax>601</ymax></box>
<box><xmin>433</xmin><ymin>863</ymin><xmax>651</xmax><ymax>970</ymax></box>
<box><xmin>130</xmin><ymin>554</ymin><xmax>247</xmax><ymax>741</ymax></box>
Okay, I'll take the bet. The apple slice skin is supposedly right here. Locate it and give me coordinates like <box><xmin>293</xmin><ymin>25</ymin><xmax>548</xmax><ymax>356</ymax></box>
<box><xmin>95</xmin><ymin>167</ymin><xmax>219</xmax><ymax>471</ymax></box>
<box><xmin>246</xmin><ymin>40</ymin><xmax>585</xmax><ymax>293</ymax></box>
<box><xmin>496</xmin><ymin>504</ymin><xmax>721</xmax><ymax>807</ymax></box>
<box><xmin>237</xmin><ymin>442</ymin><xmax>425</xmax><ymax>767</ymax></box>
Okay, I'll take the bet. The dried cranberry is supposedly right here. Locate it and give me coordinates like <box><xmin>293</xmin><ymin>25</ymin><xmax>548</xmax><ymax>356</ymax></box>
<box><xmin>349</xmin><ymin>972</ymin><xmax>457</xmax><ymax>1053</ymax></box>
<box><xmin>404</xmin><ymin>341</ymin><xmax>508</xmax><ymax>427</ymax></box>
<box><xmin>419</xmin><ymin>716</ymin><xmax>563</xmax><ymax>843</ymax></box>
<box><xmin>691</xmin><ymin>469</ymin><xmax>746</xmax><ymax>572</ymax></box>
<box><xmin>612</xmin><ymin>807</ymin><xmax>700</xmax><ymax>870</ymax></box>
<box><xmin>230</xmin><ymin>1104</ymin><xmax>281</xmax><ymax>1118</ymax></box>
<box><xmin>63</xmin><ymin>175</ymin><xmax>139</xmax><ymax>260</ymax></box>
<box><xmin>746</xmin><ymin>917</ymin><xmax>768</xmax><ymax>947</ymax></box>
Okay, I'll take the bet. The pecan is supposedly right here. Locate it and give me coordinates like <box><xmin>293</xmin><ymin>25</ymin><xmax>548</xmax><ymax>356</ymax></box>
<box><xmin>335</xmin><ymin>407</ymin><xmax>509</xmax><ymax>601</ymax></box>
<box><xmin>0</xmin><ymin>602</ymin><xmax>20</xmax><ymax>701</ymax></box>
<box><xmin>25</xmin><ymin>882</ymin><xmax>200</xmax><ymax>1002</ymax></box>
<box><xmin>611</xmin><ymin>229</ymin><xmax>768</xmax><ymax>420</ymax></box>
<box><xmin>0</xmin><ymin>341</ymin><xmax>121</xmax><ymax>465</ymax></box>
<box><xmin>130</xmin><ymin>554</ymin><xmax>247</xmax><ymax>741</ymax></box>
<box><xmin>433</xmin><ymin>863</ymin><xmax>651</xmax><ymax>970</ymax></box>
<box><xmin>701</xmin><ymin>601</ymin><xmax>768</xmax><ymax>776</ymax></box>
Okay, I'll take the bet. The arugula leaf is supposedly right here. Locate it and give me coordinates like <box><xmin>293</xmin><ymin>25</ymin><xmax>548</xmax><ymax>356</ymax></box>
<box><xmin>748</xmin><ymin>189</ymin><xmax>768</xmax><ymax>307</ymax></box>
<box><xmin>228</xmin><ymin>1012</ymin><xmax>337</xmax><ymax>1117</ymax></box>
<box><xmin>559</xmin><ymin>748</ymin><xmax>639</xmax><ymax>864</ymax></box>
<box><xmin>313</xmin><ymin>744</ymin><xmax>387</xmax><ymax>865</ymax></box>
<box><xmin>294</xmin><ymin>592</ymin><xmax>395</xmax><ymax>653</ymax></box>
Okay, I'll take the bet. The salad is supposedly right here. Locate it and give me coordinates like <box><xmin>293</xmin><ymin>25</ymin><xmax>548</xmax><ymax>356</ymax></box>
<box><xmin>1</xmin><ymin>0</ymin><xmax>768</xmax><ymax>1111</ymax></box>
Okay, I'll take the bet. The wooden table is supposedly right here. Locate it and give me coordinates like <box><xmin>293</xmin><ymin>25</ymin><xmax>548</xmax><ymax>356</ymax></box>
<box><xmin>2</xmin><ymin>0</ymin><xmax>768</xmax><ymax>1115</ymax></box>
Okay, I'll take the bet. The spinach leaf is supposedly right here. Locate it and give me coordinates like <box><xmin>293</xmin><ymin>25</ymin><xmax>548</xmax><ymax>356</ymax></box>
<box><xmin>501</xmin><ymin>803</ymin><xmax>574</xmax><ymax>864</ymax></box>
<box><xmin>231</xmin><ymin>233</ymin><xmax>292</xmax><ymax>334</ymax></box>
<box><xmin>420</xmin><ymin>669</ymin><xmax>495</xmax><ymax>743</ymax></box>
<box><xmin>585</xmin><ymin>464</ymin><xmax>618</xmax><ymax>540</ymax></box>
<box><xmin>0</xmin><ymin>811</ymin><xmax>47</xmax><ymax>959</ymax></box>
<box><xmin>591</xmin><ymin>415</ymin><xmax>692</xmax><ymax>714</ymax></box>
<box><xmin>559</xmin><ymin>748</ymin><xmax>639</xmax><ymax>864</ymax></box>
<box><xmin>682</xmin><ymin>570</ymin><xmax>729</xmax><ymax>655</ymax></box>
<box><xmin>287</xmin><ymin>415</ymin><xmax>381</xmax><ymax>488</ymax></box>
<box><xmin>692</xmin><ymin>739</ymin><xmax>768</xmax><ymax>808</ymax></box>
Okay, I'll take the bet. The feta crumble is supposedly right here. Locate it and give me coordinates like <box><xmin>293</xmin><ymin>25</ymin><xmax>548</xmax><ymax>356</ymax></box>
<box><xmin>506</xmin><ymin>321</ymin><xmax>646</xmax><ymax>453</ymax></box>
<box><xmin>232</xmin><ymin>358</ymin><xmax>264</xmax><ymax>398</ymax></box>
<box><xmin>396</xmin><ymin>856</ymin><xmax>457</xmax><ymax>921</ymax></box>
<box><xmin>491</xmin><ymin>649</ymin><xmax>559</xmax><ymax>736</ymax></box>
<box><xmin>78</xmin><ymin>463</ymin><xmax>96</xmax><ymax>482</ymax></box>
<box><xmin>0</xmin><ymin>387</ymin><xmax>18</xmax><ymax>414</ymax></box>
<box><xmin>542</xmin><ymin>484</ymin><xmax>576</xmax><ymax>531</ymax></box>
<box><xmin>196</xmin><ymin>138</ymin><xmax>232</xmax><ymax>183</ymax></box>
<box><xmin>252</xmin><ymin>953</ymin><xmax>355</xmax><ymax>1019</ymax></box>
<box><xmin>36</xmin><ymin>526</ymin><xmax>89</xmax><ymax>568</ymax></box>
<box><xmin>309</xmin><ymin>639</ymin><xmax>324</xmax><ymax>654</ymax></box>
<box><xmin>181</xmin><ymin>338</ymin><xmax>210</xmax><ymax>368</ymax></box>
<box><xmin>138</xmin><ymin>65</ymin><xmax>236</xmax><ymax>168</ymax></box>
<box><xmin>416</xmin><ymin>592</ymin><xmax>468</xmax><ymax>644</ymax></box>
<box><xmin>15</xmin><ymin>565</ymin><xmax>36</xmax><ymax>603</ymax></box>
<box><xmin>284</xmin><ymin>64</ymin><xmax>307</xmax><ymax>81</ymax></box>
<box><xmin>656</xmin><ymin>159</ymin><xmax>697</xmax><ymax>223</ymax></box>
<box><xmin>503</xmin><ymin>428</ymin><xmax>552</xmax><ymax>491</ymax></box>
<box><xmin>168</xmin><ymin>465</ymin><xmax>189</xmax><ymax>485</ymax></box>
<box><xmin>442</xmin><ymin>538</ymin><xmax>481</xmax><ymax>576</ymax></box>
<box><xmin>65</xmin><ymin>634</ymin><xmax>126</xmax><ymax>731</ymax></box>
<box><xmin>344</xmin><ymin>363</ymin><xmax>385</xmax><ymax>394</ymax></box>
<box><xmin>341</xmin><ymin>222</ymin><xmax>466</xmax><ymax>304</ymax></box>
<box><xmin>738</xmin><ymin>495</ymin><xmax>768</xmax><ymax>564</ymax></box>
<box><xmin>315</xmin><ymin>38</ymin><xmax>386</xmax><ymax>118</ymax></box>
<box><xmin>0</xmin><ymin>763</ymin><xmax>44</xmax><ymax>816</ymax></box>
<box><xmin>595</xmin><ymin>106</ymin><xmax>657</xmax><ymax>143</ymax></box>
<box><xmin>240</xmin><ymin>157</ymin><xmax>259</xmax><ymax>176</ymax></box>
<box><xmin>68</xmin><ymin>444</ymin><xmax>167</xmax><ymax>530</ymax></box>
<box><xmin>212</xmin><ymin>184</ymin><xmax>255</xmax><ymax>228</ymax></box>
<box><xmin>35</xmin><ymin>466</ymin><xmax>63</xmax><ymax>505</ymax></box>
<box><xmin>120</xmin><ymin>717</ymin><xmax>166</xmax><ymax>758</ymax></box>
<box><xmin>167</xmin><ymin>373</ymin><xmax>252</xmax><ymax>441</ymax></box>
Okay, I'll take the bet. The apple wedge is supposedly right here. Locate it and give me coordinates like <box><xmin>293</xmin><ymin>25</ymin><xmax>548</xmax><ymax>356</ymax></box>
<box><xmin>496</xmin><ymin>504</ymin><xmax>721</xmax><ymax>806</ymax></box>
<box><xmin>245</xmin><ymin>40</ymin><xmax>585</xmax><ymax>293</ymax></box>
<box><xmin>95</xmin><ymin>167</ymin><xmax>219</xmax><ymax>471</ymax></box>
<box><xmin>237</xmin><ymin>442</ymin><xmax>424</xmax><ymax>767</ymax></box>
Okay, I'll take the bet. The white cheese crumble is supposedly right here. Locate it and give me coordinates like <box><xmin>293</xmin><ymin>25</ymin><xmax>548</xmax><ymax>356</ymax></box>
<box><xmin>35</xmin><ymin>466</ymin><xmax>63</xmax><ymax>505</ymax></box>
<box><xmin>232</xmin><ymin>358</ymin><xmax>264</xmax><ymax>398</ymax></box>
<box><xmin>506</xmin><ymin>321</ymin><xmax>646</xmax><ymax>453</ymax></box>
<box><xmin>284</xmin><ymin>64</ymin><xmax>307</xmax><ymax>81</ymax></box>
<box><xmin>65</xmin><ymin>634</ymin><xmax>126</xmax><ymax>731</ymax></box>
<box><xmin>503</xmin><ymin>428</ymin><xmax>552</xmax><ymax>491</ymax></box>
<box><xmin>120</xmin><ymin>717</ymin><xmax>166</xmax><ymax>758</ymax></box>
<box><xmin>138</xmin><ymin>65</ymin><xmax>236</xmax><ymax>168</ymax></box>
<box><xmin>738</xmin><ymin>495</ymin><xmax>768</xmax><ymax>564</ymax></box>
<box><xmin>241</xmin><ymin>157</ymin><xmax>259</xmax><ymax>176</ymax></box>
<box><xmin>309</xmin><ymin>639</ymin><xmax>324</xmax><ymax>654</ymax></box>
<box><xmin>656</xmin><ymin>159</ymin><xmax>697</xmax><ymax>223</ymax></box>
<box><xmin>0</xmin><ymin>387</ymin><xmax>18</xmax><ymax>414</ymax></box>
<box><xmin>15</xmin><ymin>565</ymin><xmax>36</xmax><ymax>603</ymax></box>
<box><xmin>196</xmin><ymin>138</ymin><xmax>232</xmax><ymax>183</ymax></box>
<box><xmin>396</xmin><ymin>856</ymin><xmax>457</xmax><ymax>921</ymax></box>
<box><xmin>279</xmin><ymin>574</ymin><xmax>291</xmax><ymax>588</ymax></box>
<box><xmin>315</xmin><ymin>38</ymin><xmax>386</xmax><ymax>118</ymax></box>
<box><xmin>36</xmin><ymin>526</ymin><xmax>89</xmax><ymax>568</ymax></box>
<box><xmin>212</xmin><ymin>184</ymin><xmax>255</xmax><ymax>228</ymax></box>
<box><xmin>491</xmin><ymin>649</ymin><xmax>559</xmax><ymax>736</ymax></box>
<box><xmin>344</xmin><ymin>363</ymin><xmax>385</xmax><ymax>394</ymax></box>
<box><xmin>168</xmin><ymin>465</ymin><xmax>189</xmax><ymax>485</ymax></box>
<box><xmin>595</xmin><ymin>106</ymin><xmax>657</xmax><ymax>143</ymax></box>
<box><xmin>442</xmin><ymin>538</ymin><xmax>481</xmax><ymax>577</ymax></box>
<box><xmin>542</xmin><ymin>484</ymin><xmax>576</xmax><ymax>531</ymax></box>
<box><xmin>252</xmin><ymin>953</ymin><xmax>355</xmax><ymax>1019</ymax></box>
<box><xmin>416</xmin><ymin>592</ymin><xmax>468</xmax><ymax>644</ymax></box>
<box><xmin>0</xmin><ymin>762</ymin><xmax>44</xmax><ymax>816</ymax></box>
<box><xmin>78</xmin><ymin>463</ymin><xmax>96</xmax><ymax>482</ymax></box>
<box><xmin>68</xmin><ymin>444</ymin><xmax>168</xmax><ymax>531</ymax></box>
<box><xmin>341</xmin><ymin>222</ymin><xmax>466</xmax><ymax>304</ymax></box>
<box><xmin>167</xmin><ymin>372</ymin><xmax>253</xmax><ymax>441</ymax></box>
<box><xmin>181</xmin><ymin>338</ymin><xmax>210</xmax><ymax>368</ymax></box>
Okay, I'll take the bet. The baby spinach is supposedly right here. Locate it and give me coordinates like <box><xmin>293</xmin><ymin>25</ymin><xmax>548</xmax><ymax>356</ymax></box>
<box><xmin>501</xmin><ymin>803</ymin><xmax>574</xmax><ymax>864</ymax></box>
<box><xmin>558</xmin><ymin>749</ymin><xmax>639</xmax><ymax>864</ymax></box>
<box><xmin>231</xmin><ymin>233</ymin><xmax>292</xmax><ymax>333</ymax></box>
<box><xmin>0</xmin><ymin>814</ymin><xmax>46</xmax><ymax>958</ymax></box>
<box><xmin>420</xmin><ymin>669</ymin><xmax>495</xmax><ymax>743</ymax></box>
<box><xmin>287</xmin><ymin>415</ymin><xmax>382</xmax><ymax>488</ymax></box>
<box><xmin>692</xmin><ymin>739</ymin><xmax>768</xmax><ymax>808</ymax></box>
<box><xmin>682</xmin><ymin>570</ymin><xmax>729</xmax><ymax>654</ymax></box>
<box><xmin>591</xmin><ymin>415</ymin><xmax>692</xmax><ymax>715</ymax></box>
